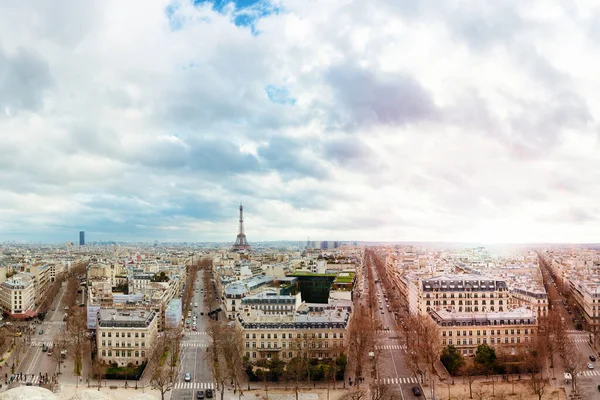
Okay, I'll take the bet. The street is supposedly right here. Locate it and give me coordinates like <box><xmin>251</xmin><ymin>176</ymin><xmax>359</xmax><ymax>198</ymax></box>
<box><xmin>172</xmin><ymin>273</ymin><xmax>214</xmax><ymax>399</ymax></box>
<box><xmin>360</xmin><ymin>252</ymin><xmax>423</xmax><ymax>400</ymax></box>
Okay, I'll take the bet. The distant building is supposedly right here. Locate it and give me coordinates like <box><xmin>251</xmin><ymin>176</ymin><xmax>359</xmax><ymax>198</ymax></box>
<box><xmin>96</xmin><ymin>308</ymin><xmax>158</xmax><ymax>366</ymax></box>
<box><xmin>79</xmin><ymin>231</ymin><xmax>85</xmax><ymax>246</ymax></box>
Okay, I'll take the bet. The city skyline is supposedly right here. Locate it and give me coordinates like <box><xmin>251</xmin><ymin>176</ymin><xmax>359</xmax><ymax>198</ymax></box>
<box><xmin>1</xmin><ymin>1</ymin><xmax>600</xmax><ymax>243</ymax></box>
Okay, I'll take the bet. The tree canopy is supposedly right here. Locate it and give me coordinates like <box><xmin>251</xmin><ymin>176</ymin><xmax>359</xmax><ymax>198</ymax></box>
<box><xmin>440</xmin><ymin>345</ymin><xmax>465</xmax><ymax>376</ymax></box>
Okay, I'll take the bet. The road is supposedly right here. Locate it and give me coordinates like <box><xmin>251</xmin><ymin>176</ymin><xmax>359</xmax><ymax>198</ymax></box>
<box><xmin>172</xmin><ymin>273</ymin><xmax>214</xmax><ymax>399</ymax></box>
<box><xmin>362</xmin><ymin>251</ymin><xmax>422</xmax><ymax>399</ymax></box>
<box><xmin>13</xmin><ymin>281</ymin><xmax>73</xmax><ymax>386</ymax></box>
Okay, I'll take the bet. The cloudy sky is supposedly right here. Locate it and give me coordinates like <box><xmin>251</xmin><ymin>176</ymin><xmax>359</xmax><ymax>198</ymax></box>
<box><xmin>1</xmin><ymin>0</ymin><xmax>599</xmax><ymax>244</ymax></box>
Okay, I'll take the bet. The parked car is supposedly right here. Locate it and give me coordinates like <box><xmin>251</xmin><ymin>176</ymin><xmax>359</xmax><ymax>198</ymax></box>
<box><xmin>184</xmin><ymin>373</ymin><xmax>191</xmax><ymax>382</ymax></box>
<box><xmin>412</xmin><ymin>386</ymin><xmax>421</xmax><ymax>396</ymax></box>
<box><xmin>206</xmin><ymin>389</ymin><xmax>213</xmax><ymax>398</ymax></box>
<box><xmin>197</xmin><ymin>390</ymin><xmax>205</xmax><ymax>399</ymax></box>
<box><xmin>590</xmin><ymin>355</ymin><xmax>596</xmax><ymax>362</ymax></box>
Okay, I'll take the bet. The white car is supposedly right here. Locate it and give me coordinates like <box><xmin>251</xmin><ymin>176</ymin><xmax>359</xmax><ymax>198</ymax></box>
<box><xmin>588</xmin><ymin>363</ymin><xmax>594</xmax><ymax>370</ymax></box>
<box><xmin>194</xmin><ymin>303</ymin><xmax>198</xmax><ymax>307</ymax></box>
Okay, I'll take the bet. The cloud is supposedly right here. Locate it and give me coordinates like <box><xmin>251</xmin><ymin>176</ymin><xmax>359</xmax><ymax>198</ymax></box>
<box><xmin>0</xmin><ymin>0</ymin><xmax>599</xmax><ymax>243</ymax></box>
<box><xmin>324</xmin><ymin>65</ymin><xmax>438</xmax><ymax>129</ymax></box>
<box><xmin>0</xmin><ymin>46</ymin><xmax>53</xmax><ymax>113</ymax></box>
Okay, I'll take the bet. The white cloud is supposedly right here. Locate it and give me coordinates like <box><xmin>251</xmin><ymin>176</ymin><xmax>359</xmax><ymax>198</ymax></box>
<box><xmin>0</xmin><ymin>0</ymin><xmax>599</xmax><ymax>243</ymax></box>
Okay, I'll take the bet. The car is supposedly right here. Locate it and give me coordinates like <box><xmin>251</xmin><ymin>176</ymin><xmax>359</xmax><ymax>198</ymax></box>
<box><xmin>588</xmin><ymin>363</ymin><xmax>594</xmax><ymax>370</ymax></box>
<box><xmin>412</xmin><ymin>386</ymin><xmax>421</xmax><ymax>396</ymax></box>
<box><xmin>185</xmin><ymin>319</ymin><xmax>191</xmax><ymax>325</ymax></box>
<box><xmin>188</xmin><ymin>311</ymin><xmax>192</xmax><ymax>317</ymax></box>
<box><xmin>205</xmin><ymin>389</ymin><xmax>213</xmax><ymax>398</ymax></box>
<box><xmin>590</xmin><ymin>355</ymin><xmax>596</xmax><ymax>362</ymax></box>
<box><xmin>192</xmin><ymin>325</ymin><xmax>197</xmax><ymax>331</ymax></box>
<box><xmin>14</xmin><ymin>332</ymin><xmax>22</xmax><ymax>337</ymax></box>
<box><xmin>184</xmin><ymin>373</ymin><xmax>191</xmax><ymax>382</ymax></box>
<box><xmin>42</xmin><ymin>345</ymin><xmax>48</xmax><ymax>352</ymax></box>
<box><xmin>568</xmin><ymin>310</ymin><xmax>572</xmax><ymax>314</ymax></box>
<box><xmin>39</xmin><ymin>329</ymin><xmax>43</xmax><ymax>335</ymax></box>
<box><xmin>380</xmin><ymin>310</ymin><xmax>384</xmax><ymax>314</ymax></box>
<box><xmin>194</xmin><ymin>303</ymin><xmax>198</xmax><ymax>307</ymax></box>
<box><xmin>197</xmin><ymin>390</ymin><xmax>205</xmax><ymax>399</ymax></box>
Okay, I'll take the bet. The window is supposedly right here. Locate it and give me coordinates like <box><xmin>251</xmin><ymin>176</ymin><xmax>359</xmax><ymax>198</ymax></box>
<box><xmin>102</xmin><ymin>332</ymin><xmax>106</xmax><ymax>337</ymax></box>
<box><xmin>135</xmin><ymin>333</ymin><xmax>139</xmax><ymax>338</ymax></box>
<box><xmin>102</xmin><ymin>350</ymin><xmax>106</xmax><ymax>356</ymax></box>
<box><xmin>141</xmin><ymin>351</ymin><xmax>145</xmax><ymax>357</ymax></box>
<box><xmin>127</xmin><ymin>333</ymin><xmax>131</xmax><ymax>338</ymax></box>
<box><xmin>108</xmin><ymin>332</ymin><xmax>111</xmax><ymax>338</ymax></box>
<box><xmin>246</xmin><ymin>342</ymin><xmax>250</xmax><ymax>348</ymax></box>
<box><xmin>116</xmin><ymin>332</ymin><xmax>120</xmax><ymax>338</ymax></box>
<box><xmin>102</xmin><ymin>341</ymin><xmax>106</xmax><ymax>346</ymax></box>
<box><xmin>108</xmin><ymin>350</ymin><xmax>112</xmax><ymax>356</ymax></box>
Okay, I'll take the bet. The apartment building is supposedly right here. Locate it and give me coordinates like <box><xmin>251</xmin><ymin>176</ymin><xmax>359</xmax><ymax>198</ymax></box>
<box><xmin>429</xmin><ymin>307</ymin><xmax>537</xmax><ymax>356</ymax></box>
<box><xmin>569</xmin><ymin>279</ymin><xmax>600</xmax><ymax>347</ymax></box>
<box><xmin>237</xmin><ymin>293</ymin><xmax>349</xmax><ymax>362</ymax></box>
<box><xmin>96</xmin><ymin>308</ymin><xmax>158</xmax><ymax>366</ymax></box>
<box><xmin>29</xmin><ymin>263</ymin><xmax>52</xmax><ymax>306</ymax></box>
<box><xmin>0</xmin><ymin>274</ymin><xmax>36</xmax><ymax>317</ymax></box>
<box><xmin>420</xmin><ymin>274</ymin><xmax>510</xmax><ymax>315</ymax></box>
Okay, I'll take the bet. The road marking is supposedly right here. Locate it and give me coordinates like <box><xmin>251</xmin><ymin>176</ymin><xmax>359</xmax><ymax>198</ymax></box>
<box><xmin>377</xmin><ymin>377</ymin><xmax>419</xmax><ymax>385</ymax></box>
<box><xmin>173</xmin><ymin>382</ymin><xmax>215</xmax><ymax>390</ymax></box>
<box><xmin>184</xmin><ymin>331</ymin><xmax>209</xmax><ymax>336</ymax></box>
<box><xmin>581</xmin><ymin>370</ymin><xmax>600</xmax><ymax>376</ymax></box>
<box><xmin>375</xmin><ymin>345</ymin><xmax>406</xmax><ymax>350</ymax></box>
<box><xmin>182</xmin><ymin>342</ymin><xmax>209</xmax><ymax>348</ymax></box>
<box><xmin>30</xmin><ymin>341</ymin><xmax>54</xmax><ymax>347</ymax></box>
<box><xmin>569</xmin><ymin>338</ymin><xmax>589</xmax><ymax>343</ymax></box>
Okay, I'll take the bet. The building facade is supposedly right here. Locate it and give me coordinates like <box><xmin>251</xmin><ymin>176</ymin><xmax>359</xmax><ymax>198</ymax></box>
<box><xmin>429</xmin><ymin>308</ymin><xmax>537</xmax><ymax>356</ymax></box>
<box><xmin>96</xmin><ymin>308</ymin><xmax>158</xmax><ymax>366</ymax></box>
<box><xmin>0</xmin><ymin>274</ymin><xmax>36</xmax><ymax>317</ymax></box>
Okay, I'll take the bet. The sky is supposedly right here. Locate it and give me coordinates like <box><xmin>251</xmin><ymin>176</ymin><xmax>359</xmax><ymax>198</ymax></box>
<box><xmin>0</xmin><ymin>0</ymin><xmax>599</xmax><ymax>244</ymax></box>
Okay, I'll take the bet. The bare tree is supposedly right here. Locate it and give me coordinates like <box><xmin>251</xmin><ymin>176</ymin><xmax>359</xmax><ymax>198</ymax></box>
<box><xmin>369</xmin><ymin>382</ymin><xmax>393</xmax><ymax>400</ymax></box>
<box><xmin>472</xmin><ymin>385</ymin><xmax>488</xmax><ymax>400</ymax></box>
<box><xmin>207</xmin><ymin>320</ymin><xmax>229</xmax><ymax>400</ymax></box>
<box><xmin>66</xmin><ymin>306</ymin><xmax>89</xmax><ymax>376</ymax></box>
<box><xmin>91</xmin><ymin>358</ymin><xmax>107</xmax><ymax>391</ymax></box>
<box><xmin>461</xmin><ymin>363</ymin><xmax>480</xmax><ymax>399</ymax></box>
<box><xmin>348</xmin><ymin>307</ymin><xmax>374</xmax><ymax>389</ymax></box>
<box><xmin>165</xmin><ymin>328</ymin><xmax>183</xmax><ymax>376</ymax></box>
<box><xmin>340</xmin><ymin>389</ymin><xmax>367</xmax><ymax>400</ymax></box>
<box><xmin>560</xmin><ymin>340</ymin><xmax>584</xmax><ymax>393</ymax></box>
<box><xmin>51</xmin><ymin>337</ymin><xmax>68</xmax><ymax>375</ymax></box>
<box><xmin>148</xmin><ymin>336</ymin><xmax>174</xmax><ymax>400</ymax></box>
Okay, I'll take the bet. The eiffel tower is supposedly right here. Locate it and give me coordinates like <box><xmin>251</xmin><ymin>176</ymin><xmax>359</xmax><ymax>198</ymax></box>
<box><xmin>232</xmin><ymin>203</ymin><xmax>251</xmax><ymax>251</ymax></box>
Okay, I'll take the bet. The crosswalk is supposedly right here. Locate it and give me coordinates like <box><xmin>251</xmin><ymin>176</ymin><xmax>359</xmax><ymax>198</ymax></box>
<box><xmin>580</xmin><ymin>370</ymin><xmax>600</xmax><ymax>377</ymax></box>
<box><xmin>185</xmin><ymin>331</ymin><xmax>208</xmax><ymax>336</ymax></box>
<box><xmin>566</xmin><ymin>330</ymin><xmax>583</xmax><ymax>334</ymax></box>
<box><xmin>173</xmin><ymin>382</ymin><xmax>215</xmax><ymax>390</ymax></box>
<box><xmin>31</xmin><ymin>341</ymin><xmax>53</xmax><ymax>347</ymax></box>
<box><xmin>375</xmin><ymin>345</ymin><xmax>406</xmax><ymax>350</ymax></box>
<box><xmin>182</xmin><ymin>342</ymin><xmax>209</xmax><ymax>348</ymax></box>
<box><xmin>376</xmin><ymin>377</ymin><xmax>419</xmax><ymax>385</ymax></box>
<box><xmin>570</xmin><ymin>338</ymin><xmax>588</xmax><ymax>343</ymax></box>
<box><xmin>41</xmin><ymin>321</ymin><xmax>63</xmax><ymax>325</ymax></box>
<box><xmin>375</xmin><ymin>330</ymin><xmax>394</xmax><ymax>334</ymax></box>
